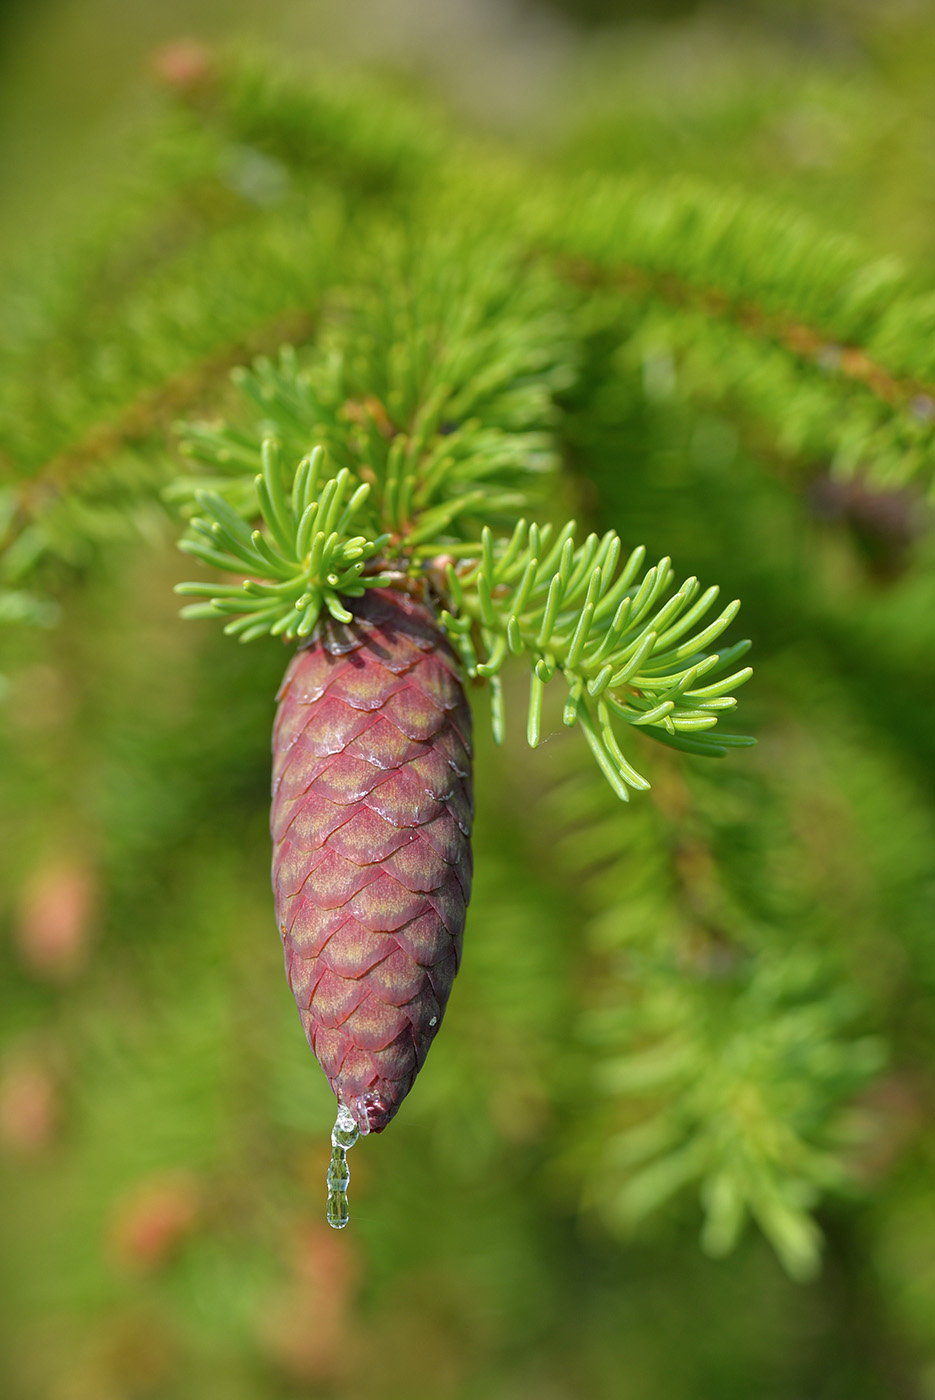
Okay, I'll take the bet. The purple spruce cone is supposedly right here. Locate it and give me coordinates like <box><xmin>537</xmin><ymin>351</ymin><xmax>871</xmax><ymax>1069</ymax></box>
<box><xmin>271</xmin><ymin>587</ymin><xmax>473</xmax><ymax>1134</ymax></box>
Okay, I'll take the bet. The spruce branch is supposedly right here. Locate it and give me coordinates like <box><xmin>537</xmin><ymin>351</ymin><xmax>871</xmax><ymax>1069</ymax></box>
<box><xmin>443</xmin><ymin>523</ymin><xmax>754</xmax><ymax>794</ymax></box>
<box><xmin>176</xmin><ymin>230</ymin><xmax>572</xmax><ymax>541</ymax></box>
<box><xmin>541</xmin><ymin>172</ymin><xmax>935</xmax><ymax>495</ymax></box>
<box><xmin>584</xmin><ymin>948</ymin><xmax>884</xmax><ymax>1281</ymax></box>
<box><xmin>541</xmin><ymin>746</ymin><xmax>888</xmax><ymax>1282</ymax></box>
<box><xmin>8</xmin><ymin>62</ymin><xmax>935</xmax><ymax>623</ymax></box>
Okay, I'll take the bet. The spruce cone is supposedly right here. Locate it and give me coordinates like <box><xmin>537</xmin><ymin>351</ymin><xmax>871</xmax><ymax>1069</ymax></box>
<box><xmin>271</xmin><ymin>588</ymin><xmax>473</xmax><ymax>1135</ymax></box>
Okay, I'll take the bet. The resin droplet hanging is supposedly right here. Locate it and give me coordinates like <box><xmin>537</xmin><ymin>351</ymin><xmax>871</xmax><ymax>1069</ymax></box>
<box><xmin>326</xmin><ymin>1104</ymin><xmax>359</xmax><ymax>1229</ymax></box>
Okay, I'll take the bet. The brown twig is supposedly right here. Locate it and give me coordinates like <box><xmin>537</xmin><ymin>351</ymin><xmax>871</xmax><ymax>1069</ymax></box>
<box><xmin>14</xmin><ymin>307</ymin><xmax>318</xmax><ymax>525</ymax></box>
<box><xmin>557</xmin><ymin>255</ymin><xmax>935</xmax><ymax>415</ymax></box>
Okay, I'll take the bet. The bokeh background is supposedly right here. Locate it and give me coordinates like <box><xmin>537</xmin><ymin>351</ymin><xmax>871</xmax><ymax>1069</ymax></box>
<box><xmin>3</xmin><ymin>1</ymin><xmax>935</xmax><ymax>1397</ymax></box>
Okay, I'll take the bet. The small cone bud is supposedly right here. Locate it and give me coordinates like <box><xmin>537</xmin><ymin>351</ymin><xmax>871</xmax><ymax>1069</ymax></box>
<box><xmin>108</xmin><ymin>1173</ymin><xmax>201</xmax><ymax>1274</ymax></box>
<box><xmin>0</xmin><ymin>1051</ymin><xmax>59</xmax><ymax>1156</ymax></box>
<box><xmin>16</xmin><ymin>857</ymin><xmax>97</xmax><ymax>982</ymax></box>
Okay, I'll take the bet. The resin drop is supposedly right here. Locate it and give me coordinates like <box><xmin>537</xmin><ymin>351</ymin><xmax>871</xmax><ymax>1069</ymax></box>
<box><xmin>326</xmin><ymin>1103</ymin><xmax>359</xmax><ymax>1230</ymax></box>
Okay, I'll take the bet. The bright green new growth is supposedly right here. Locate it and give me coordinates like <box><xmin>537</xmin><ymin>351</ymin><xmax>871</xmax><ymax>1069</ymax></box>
<box><xmin>174</xmin><ymin>397</ymin><xmax>753</xmax><ymax>797</ymax></box>
<box><xmin>444</xmin><ymin>521</ymin><xmax>753</xmax><ymax>791</ymax></box>
<box><xmin>176</xmin><ymin>442</ymin><xmax>392</xmax><ymax>639</ymax></box>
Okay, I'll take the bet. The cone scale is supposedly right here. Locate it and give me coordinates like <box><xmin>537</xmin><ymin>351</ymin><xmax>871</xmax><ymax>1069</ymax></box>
<box><xmin>271</xmin><ymin>587</ymin><xmax>473</xmax><ymax>1137</ymax></box>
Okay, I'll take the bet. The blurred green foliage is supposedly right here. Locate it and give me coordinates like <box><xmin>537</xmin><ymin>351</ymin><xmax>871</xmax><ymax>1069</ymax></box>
<box><xmin>2</xmin><ymin>3</ymin><xmax>935</xmax><ymax>1399</ymax></box>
